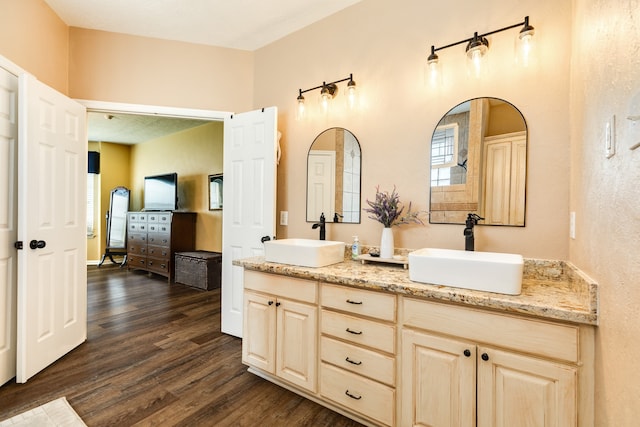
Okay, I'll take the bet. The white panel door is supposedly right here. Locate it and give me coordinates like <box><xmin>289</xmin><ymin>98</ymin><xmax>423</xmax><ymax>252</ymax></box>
<box><xmin>306</xmin><ymin>150</ymin><xmax>335</xmax><ymax>222</ymax></box>
<box><xmin>16</xmin><ymin>74</ymin><xmax>87</xmax><ymax>383</ymax></box>
<box><xmin>0</xmin><ymin>67</ymin><xmax>18</xmax><ymax>386</ymax></box>
<box><xmin>221</xmin><ymin>107</ymin><xmax>277</xmax><ymax>337</ymax></box>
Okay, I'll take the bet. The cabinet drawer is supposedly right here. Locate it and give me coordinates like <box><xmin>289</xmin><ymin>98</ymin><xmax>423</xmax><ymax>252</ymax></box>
<box><xmin>147</xmin><ymin>213</ymin><xmax>171</xmax><ymax>224</ymax></box>
<box><xmin>321</xmin><ymin>284</ymin><xmax>396</xmax><ymax>321</ymax></box>
<box><xmin>127</xmin><ymin>242</ymin><xmax>146</xmax><ymax>256</ymax></box>
<box><xmin>147</xmin><ymin>244</ymin><xmax>169</xmax><ymax>259</ymax></box>
<box><xmin>147</xmin><ymin>233</ymin><xmax>170</xmax><ymax>246</ymax></box>
<box><xmin>244</xmin><ymin>270</ymin><xmax>317</xmax><ymax>304</ymax></box>
<box><xmin>402</xmin><ymin>297</ymin><xmax>580</xmax><ymax>363</ymax></box>
<box><xmin>321</xmin><ymin>310</ymin><xmax>395</xmax><ymax>354</ymax></box>
<box><xmin>147</xmin><ymin>221</ymin><xmax>171</xmax><ymax>233</ymax></box>
<box><xmin>128</xmin><ymin>213</ymin><xmax>147</xmax><ymax>223</ymax></box>
<box><xmin>321</xmin><ymin>363</ymin><xmax>395</xmax><ymax>426</ymax></box>
<box><xmin>321</xmin><ymin>336</ymin><xmax>395</xmax><ymax>386</ymax></box>
<box><xmin>128</xmin><ymin>222</ymin><xmax>147</xmax><ymax>232</ymax></box>
<box><xmin>128</xmin><ymin>254</ymin><xmax>147</xmax><ymax>268</ymax></box>
<box><xmin>146</xmin><ymin>257</ymin><xmax>169</xmax><ymax>274</ymax></box>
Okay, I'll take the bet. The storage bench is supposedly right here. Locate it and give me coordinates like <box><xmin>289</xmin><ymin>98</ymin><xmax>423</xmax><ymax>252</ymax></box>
<box><xmin>174</xmin><ymin>251</ymin><xmax>222</xmax><ymax>290</ymax></box>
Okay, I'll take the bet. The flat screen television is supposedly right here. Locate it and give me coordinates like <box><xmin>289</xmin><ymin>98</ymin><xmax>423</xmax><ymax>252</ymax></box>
<box><xmin>144</xmin><ymin>173</ymin><xmax>178</xmax><ymax>211</ymax></box>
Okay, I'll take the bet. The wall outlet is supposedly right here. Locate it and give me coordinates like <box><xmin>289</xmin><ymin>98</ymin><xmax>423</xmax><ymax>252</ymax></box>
<box><xmin>280</xmin><ymin>211</ymin><xmax>288</xmax><ymax>226</ymax></box>
<box><xmin>605</xmin><ymin>115</ymin><xmax>616</xmax><ymax>158</ymax></box>
<box><xmin>569</xmin><ymin>211</ymin><xmax>576</xmax><ymax>239</ymax></box>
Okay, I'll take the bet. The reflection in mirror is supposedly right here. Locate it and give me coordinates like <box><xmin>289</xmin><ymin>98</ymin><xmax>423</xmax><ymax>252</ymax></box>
<box><xmin>429</xmin><ymin>98</ymin><xmax>527</xmax><ymax>226</ymax></box>
<box><xmin>209</xmin><ymin>174</ymin><xmax>223</xmax><ymax>210</ymax></box>
<box><xmin>98</xmin><ymin>186</ymin><xmax>130</xmax><ymax>267</ymax></box>
<box><xmin>307</xmin><ymin>128</ymin><xmax>361</xmax><ymax>223</ymax></box>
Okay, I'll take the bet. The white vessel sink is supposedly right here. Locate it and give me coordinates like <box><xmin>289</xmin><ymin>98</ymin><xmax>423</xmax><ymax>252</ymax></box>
<box><xmin>408</xmin><ymin>248</ymin><xmax>524</xmax><ymax>295</ymax></box>
<box><xmin>264</xmin><ymin>238</ymin><xmax>345</xmax><ymax>268</ymax></box>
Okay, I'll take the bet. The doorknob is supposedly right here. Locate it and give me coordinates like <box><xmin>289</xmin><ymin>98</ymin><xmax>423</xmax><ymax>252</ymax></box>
<box><xmin>29</xmin><ymin>240</ymin><xmax>46</xmax><ymax>249</ymax></box>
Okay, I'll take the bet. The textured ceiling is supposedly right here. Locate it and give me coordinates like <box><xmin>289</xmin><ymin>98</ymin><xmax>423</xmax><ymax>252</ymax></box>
<box><xmin>43</xmin><ymin>0</ymin><xmax>362</xmax><ymax>51</ymax></box>
<box><xmin>87</xmin><ymin>112</ymin><xmax>211</xmax><ymax>144</ymax></box>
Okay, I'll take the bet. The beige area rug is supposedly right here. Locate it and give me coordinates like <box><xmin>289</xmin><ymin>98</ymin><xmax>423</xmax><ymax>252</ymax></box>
<box><xmin>0</xmin><ymin>397</ymin><xmax>86</xmax><ymax>427</ymax></box>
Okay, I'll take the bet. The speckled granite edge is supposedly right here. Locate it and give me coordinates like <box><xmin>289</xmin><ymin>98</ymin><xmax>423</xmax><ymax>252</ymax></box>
<box><xmin>234</xmin><ymin>250</ymin><xmax>599</xmax><ymax>326</ymax></box>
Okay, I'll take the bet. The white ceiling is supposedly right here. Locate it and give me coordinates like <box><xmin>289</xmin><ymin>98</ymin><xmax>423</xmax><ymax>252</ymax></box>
<box><xmin>48</xmin><ymin>0</ymin><xmax>361</xmax><ymax>143</ymax></box>
<box><xmin>44</xmin><ymin>0</ymin><xmax>362</xmax><ymax>51</ymax></box>
<box><xmin>87</xmin><ymin>112</ymin><xmax>212</xmax><ymax>144</ymax></box>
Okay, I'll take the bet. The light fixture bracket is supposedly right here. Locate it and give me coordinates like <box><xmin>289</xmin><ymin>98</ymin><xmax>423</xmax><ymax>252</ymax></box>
<box><xmin>428</xmin><ymin>16</ymin><xmax>533</xmax><ymax>59</ymax></box>
<box><xmin>297</xmin><ymin>74</ymin><xmax>354</xmax><ymax>99</ymax></box>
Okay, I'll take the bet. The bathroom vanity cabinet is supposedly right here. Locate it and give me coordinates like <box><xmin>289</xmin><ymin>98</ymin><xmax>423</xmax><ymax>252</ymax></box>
<box><xmin>242</xmin><ymin>270</ymin><xmax>317</xmax><ymax>392</ymax></box>
<box><xmin>401</xmin><ymin>298</ymin><xmax>591</xmax><ymax>427</ymax></box>
<box><xmin>238</xmin><ymin>263</ymin><xmax>596</xmax><ymax>427</ymax></box>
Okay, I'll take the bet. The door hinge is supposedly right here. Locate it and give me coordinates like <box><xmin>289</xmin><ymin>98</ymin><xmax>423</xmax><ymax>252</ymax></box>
<box><xmin>14</xmin><ymin>241</ymin><xmax>23</xmax><ymax>250</ymax></box>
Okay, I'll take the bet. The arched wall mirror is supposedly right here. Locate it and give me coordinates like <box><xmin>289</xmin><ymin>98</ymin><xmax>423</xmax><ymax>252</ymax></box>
<box><xmin>98</xmin><ymin>186</ymin><xmax>130</xmax><ymax>267</ymax></box>
<box><xmin>306</xmin><ymin>127</ymin><xmax>361</xmax><ymax>223</ymax></box>
<box><xmin>429</xmin><ymin>97</ymin><xmax>527</xmax><ymax>226</ymax></box>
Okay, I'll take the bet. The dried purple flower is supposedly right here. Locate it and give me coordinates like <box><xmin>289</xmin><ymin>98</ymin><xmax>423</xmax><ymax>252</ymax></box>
<box><xmin>363</xmin><ymin>186</ymin><xmax>424</xmax><ymax>228</ymax></box>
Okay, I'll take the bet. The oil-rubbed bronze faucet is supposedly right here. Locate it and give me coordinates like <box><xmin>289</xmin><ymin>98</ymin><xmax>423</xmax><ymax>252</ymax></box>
<box><xmin>464</xmin><ymin>213</ymin><xmax>484</xmax><ymax>251</ymax></box>
<box><xmin>312</xmin><ymin>213</ymin><xmax>326</xmax><ymax>240</ymax></box>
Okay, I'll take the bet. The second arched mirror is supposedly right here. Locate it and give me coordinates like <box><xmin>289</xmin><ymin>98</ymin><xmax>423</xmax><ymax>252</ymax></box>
<box><xmin>306</xmin><ymin>127</ymin><xmax>361</xmax><ymax>223</ymax></box>
<box><xmin>429</xmin><ymin>97</ymin><xmax>527</xmax><ymax>226</ymax></box>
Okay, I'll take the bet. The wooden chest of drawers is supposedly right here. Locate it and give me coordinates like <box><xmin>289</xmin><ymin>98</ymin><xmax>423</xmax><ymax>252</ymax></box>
<box><xmin>127</xmin><ymin>211</ymin><xmax>196</xmax><ymax>281</ymax></box>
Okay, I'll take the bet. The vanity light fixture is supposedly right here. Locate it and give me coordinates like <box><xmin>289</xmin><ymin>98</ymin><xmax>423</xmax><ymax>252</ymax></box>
<box><xmin>296</xmin><ymin>74</ymin><xmax>356</xmax><ymax>119</ymax></box>
<box><xmin>427</xmin><ymin>16</ymin><xmax>535</xmax><ymax>83</ymax></box>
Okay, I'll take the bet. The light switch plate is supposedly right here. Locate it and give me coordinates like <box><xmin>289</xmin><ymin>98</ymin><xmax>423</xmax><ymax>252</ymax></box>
<box><xmin>280</xmin><ymin>211</ymin><xmax>288</xmax><ymax>226</ymax></box>
<box><xmin>605</xmin><ymin>115</ymin><xmax>616</xmax><ymax>158</ymax></box>
<box><xmin>569</xmin><ymin>211</ymin><xmax>576</xmax><ymax>239</ymax></box>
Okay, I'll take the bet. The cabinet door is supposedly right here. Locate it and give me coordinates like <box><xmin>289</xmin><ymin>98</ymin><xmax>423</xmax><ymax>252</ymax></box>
<box><xmin>477</xmin><ymin>346</ymin><xmax>577</xmax><ymax>427</ymax></box>
<box><xmin>401</xmin><ymin>329</ymin><xmax>476</xmax><ymax>427</ymax></box>
<box><xmin>242</xmin><ymin>292</ymin><xmax>276</xmax><ymax>374</ymax></box>
<box><xmin>276</xmin><ymin>299</ymin><xmax>317</xmax><ymax>392</ymax></box>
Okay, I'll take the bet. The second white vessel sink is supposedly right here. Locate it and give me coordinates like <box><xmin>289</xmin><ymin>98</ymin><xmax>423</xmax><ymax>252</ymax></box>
<box><xmin>408</xmin><ymin>248</ymin><xmax>524</xmax><ymax>295</ymax></box>
<box><xmin>264</xmin><ymin>238</ymin><xmax>345</xmax><ymax>268</ymax></box>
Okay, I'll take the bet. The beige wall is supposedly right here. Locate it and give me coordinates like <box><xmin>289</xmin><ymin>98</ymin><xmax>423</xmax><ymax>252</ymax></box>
<box><xmin>254</xmin><ymin>0</ymin><xmax>572</xmax><ymax>259</ymax></box>
<box><xmin>3</xmin><ymin>0</ymin><xmax>639</xmax><ymax>423</ymax></box>
<box><xmin>130</xmin><ymin>122</ymin><xmax>224</xmax><ymax>252</ymax></box>
<box><xmin>570</xmin><ymin>0</ymin><xmax>640</xmax><ymax>425</ymax></box>
<box><xmin>68</xmin><ymin>28</ymin><xmax>254</xmax><ymax>113</ymax></box>
<box><xmin>0</xmin><ymin>0</ymin><xmax>69</xmax><ymax>94</ymax></box>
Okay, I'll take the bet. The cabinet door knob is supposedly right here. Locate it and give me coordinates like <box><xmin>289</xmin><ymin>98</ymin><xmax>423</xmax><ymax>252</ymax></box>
<box><xmin>346</xmin><ymin>299</ymin><xmax>363</xmax><ymax>305</ymax></box>
<box><xmin>481</xmin><ymin>353</ymin><xmax>489</xmax><ymax>361</ymax></box>
<box><xmin>346</xmin><ymin>328</ymin><xmax>362</xmax><ymax>335</ymax></box>
<box><xmin>275</xmin><ymin>302</ymin><xmax>281</xmax><ymax>307</ymax></box>
<box><xmin>268</xmin><ymin>301</ymin><xmax>274</xmax><ymax>306</ymax></box>
<box><xmin>464</xmin><ymin>349</ymin><xmax>471</xmax><ymax>357</ymax></box>
<box><xmin>345</xmin><ymin>390</ymin><xmax>362</xmax><ymax>400</ymax></box>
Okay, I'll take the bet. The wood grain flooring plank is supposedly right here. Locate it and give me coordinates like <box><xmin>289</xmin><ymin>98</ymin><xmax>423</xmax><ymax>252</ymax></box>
<box><xmin>0</xmin><ymin>266</ymin><xmax>363</xmax><ymax>426</ymax></box>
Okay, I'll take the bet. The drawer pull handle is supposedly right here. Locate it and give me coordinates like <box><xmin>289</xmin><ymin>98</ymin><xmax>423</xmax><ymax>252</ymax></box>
<box><xmin>345</xmin><ymin>357</ymin><xmax>362</xmax><ymax>365</ymax></box>
<box><xmin>346</xmin><ymin>299</ymin><xmax>363</xmax><ymax>305</ymax></box>
<box><xmin>346</xmin><ymin>328</ymin><xmax>362</xmax><ymax>335</ymax></box>
<box><xmin>345</xmin><ymin>390</ymin><xmax>362</xmax><ymax>400</ymax></box>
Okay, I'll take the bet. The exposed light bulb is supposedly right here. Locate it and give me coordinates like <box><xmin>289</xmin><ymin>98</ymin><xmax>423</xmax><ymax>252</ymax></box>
<box><xmin>426</xmin><ymin>47</ymin><xmax>442</xmax><ymax>88</ymax></box>
<box><xmin>466</xmin><ymin>34</ymin><xmax>488</xmax><ymax>79</ymax></box>
<box><xmin>296</xmin><ymin>93</ymin><xmax>305</xmax><ymax>120</ymax></box>
<box><xmin>516</xmin><ymin>29</ymin><xmax>536</xmax><ymax>67</ymax></box>
<box><xmin>346</xmin><ymin>77</ymin><xmax>357</xmax><ymax>110</ymax></box>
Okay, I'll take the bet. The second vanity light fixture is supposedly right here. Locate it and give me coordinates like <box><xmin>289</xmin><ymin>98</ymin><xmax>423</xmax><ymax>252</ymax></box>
<box><xmin>296</xmin><ymin>74</ymin><xmax>356</xmax><ymax>120</ymax></box>
<box><xmin>427</xmin><ymin>16</ymin><xmax>535</xmax><ymax>83</ymax></box>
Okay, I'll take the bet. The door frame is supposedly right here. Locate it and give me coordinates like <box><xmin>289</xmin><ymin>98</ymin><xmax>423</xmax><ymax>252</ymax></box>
<box><xmin>78</xmin><ymin>100</ymin><xmax>230</xmax><ymax>122</ymax></box>
<box><xmin>77</xmin><ymin>99</ymin><xmax>232</xmax><ymax>264</ymax></box>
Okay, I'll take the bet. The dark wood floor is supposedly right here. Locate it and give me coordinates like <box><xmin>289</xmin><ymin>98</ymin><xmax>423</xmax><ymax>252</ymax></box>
<box><xmin>0</xmin><ymin>266</ymin><xmax>363</xmax><ymax>426</ymax></box>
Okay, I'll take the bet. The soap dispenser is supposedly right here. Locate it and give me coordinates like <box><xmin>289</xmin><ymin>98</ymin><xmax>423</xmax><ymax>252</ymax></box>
<box><xmin>351</xmin><ymin>236</ymin><xmax>361</xmax><ymax>260</ymax></box>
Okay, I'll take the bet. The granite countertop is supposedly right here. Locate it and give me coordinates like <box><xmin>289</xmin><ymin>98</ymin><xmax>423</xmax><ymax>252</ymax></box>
<box><xmin>234</xmin><ymin>256</ymin><xmax>598</xmax><ymax>326</ymax></box>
